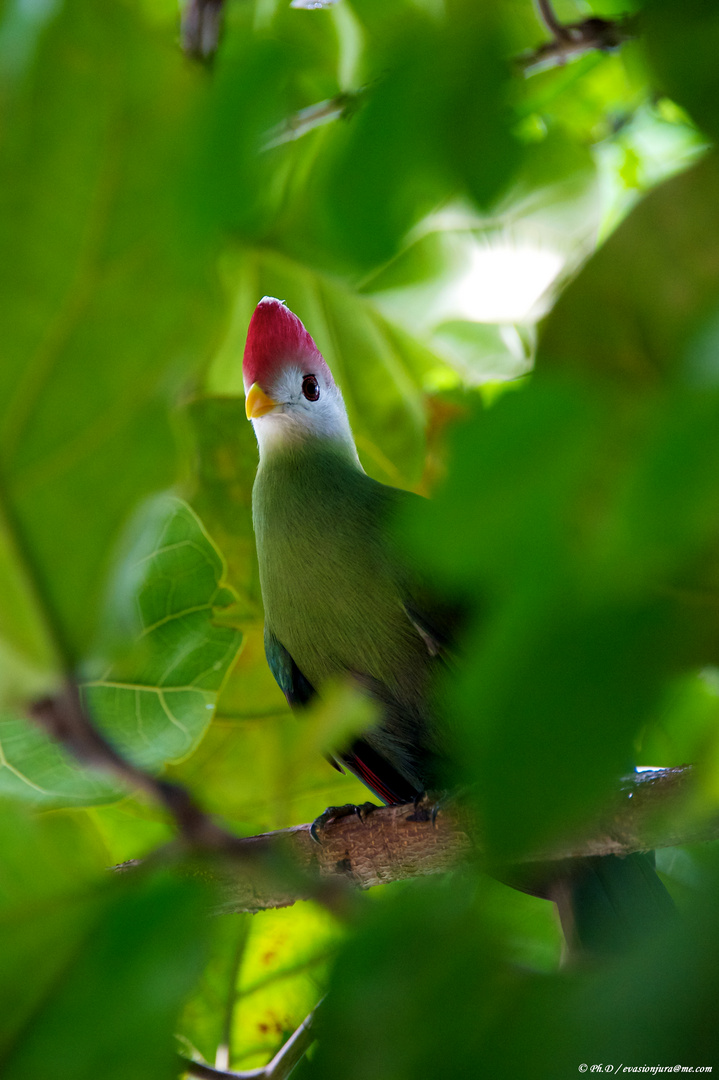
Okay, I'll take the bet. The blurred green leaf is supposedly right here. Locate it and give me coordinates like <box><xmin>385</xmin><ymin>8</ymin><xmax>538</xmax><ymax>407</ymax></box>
<box><xmin>644</xmin><ymin>0</ymin><xmax>719</xmax><ymax>142</ymax></box>
<box><xmin>639</xmin><ymin>670</ymin><xmax>719</xmax><ymax>774</ymax></box>
<box><xmin>538</xmin><ymin>151</ymin><xmax>719</xmax><ymax>389</ymax></box>
<box><xmin>82</xmin><ymin>794</ymin><xmax>176</xmax><ymax>865</ymax></box>
<box><xmin>522</xmin><ymin>49</ymin><xmax>643</xmax><ymax>144</ymax></box>
<box><xmin>179</xmin><ymin>915</ymin><xmax>251</xmax><ymax>1067</ymax></box>
<box><xmin>0</xmin><ymin>507</ymin><xmax>58</xmax><ymax>704</ymax></box>
<box><xmin>306</xmin><ymin>4</ymin><xmax>522</xmax><ymax>269</ymax></box>
<box><xmin>0</xmin><ymin>803</ymin><xmax>209</xmax><ymax>1080</ymax></box>
<box><xmin>0</xmin><ymin>801</ymin><xmax>108</xmax><ymax>1061</ymax></box>
<box><xmin>183</xmin><ymin>397</ymin><xmax>264</xmax><ymax>617</ymax></box>
<box><xmin>189</xmin><ymin>31</ymin><xmax>297</xmax><ymax>240</ymax></box>
<box><xmin>307</xmin><ymin>850</ymin><xmax>719</xmax><ymax>1080</ymax></box>
<box><xmin>401</xmin><ymin>376</ymin><xmax>719</xmax><ymax>856</ymax></box>
<box><xmin>306</xmin><ymin>874</ymin><xmax>556</xmax><ymax>1080</ymax></box>
<box><xmin>168</xmin><ymin>710</ymin><xmax>364</xmax><ymax>833</ymax></box>
<box><xmin>0</xmin><ymin>0</ymin><xmax>220</xmax><ymax>672</ymax></box>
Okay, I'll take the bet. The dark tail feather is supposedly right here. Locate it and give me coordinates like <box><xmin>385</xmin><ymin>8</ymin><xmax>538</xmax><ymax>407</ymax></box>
<box><xmin>552</xmin><ymin>852</ymin><xmax>675</xmax><ymax>958</ymax></box>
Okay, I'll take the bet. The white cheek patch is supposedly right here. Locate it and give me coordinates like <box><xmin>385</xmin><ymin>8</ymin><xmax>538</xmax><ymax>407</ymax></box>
<box><xmin>251</xmin><ymin>365</ymin><xmax>361</xmax><ymax>466</ymax></box>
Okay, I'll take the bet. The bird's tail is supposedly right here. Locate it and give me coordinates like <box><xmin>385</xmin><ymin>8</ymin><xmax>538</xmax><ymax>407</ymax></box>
<box><xmin>551</xmin><ymin>852</ymin><xmax>675</xmax><ymax>958</ymax></box>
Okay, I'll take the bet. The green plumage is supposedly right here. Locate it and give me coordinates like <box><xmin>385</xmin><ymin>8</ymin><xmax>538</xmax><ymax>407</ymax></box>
<box><xmin>253</xmin><ymin>441</ymin><xmax>446</xmax><ymax>792</ymax></box>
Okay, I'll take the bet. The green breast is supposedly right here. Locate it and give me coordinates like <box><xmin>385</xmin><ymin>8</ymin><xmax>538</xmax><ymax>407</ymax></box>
<box><xmin>252</xmin><ymin>444</ymin><xmax>428</xmax><ymax>704</ymax></box>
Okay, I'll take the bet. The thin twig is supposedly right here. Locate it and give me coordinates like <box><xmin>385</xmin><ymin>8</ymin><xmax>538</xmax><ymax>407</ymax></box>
<box><xmin>262</xmin><ymin>93</ymin><xmax>361</xmax><ymax>150</ymax></box>
<box><xmin>182</xmin><ymin>0</ymin><xmax>225</xmax><ymax>60</ymax></box>
<box><xmin>535</xmin><ymin>0</ymin><xmax>567</xmax><ymax>40</ymax></box>
<box><xmin>179</xmin><ymin>1004</ymin><xmax>318</xmax><ymax>1079</ymax></box>
<box><xmin>31</xmin><ymin>682</ymin><xmax>362</xmax><ymax>919</ymax></box>
<box><xmin>519</xmin><ymin>2</ymin><xmax>635</xmax><ymax>75</ymax></box>
<box><xmin>259</xmin><ymin>13</ymin><xmax>633</xmax><ymax>150</ymax></box>
<box><xmin>30</xmin><ymin>681</ymin><xmax>232</xmax><ymax>848</ymax></box>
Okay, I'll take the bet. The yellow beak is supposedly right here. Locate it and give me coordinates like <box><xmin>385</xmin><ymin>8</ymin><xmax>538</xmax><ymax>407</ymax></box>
<box><xmin>245</xmin><ymin>382</ymin><xmax>278</xmax><ymax>420</ymax></box>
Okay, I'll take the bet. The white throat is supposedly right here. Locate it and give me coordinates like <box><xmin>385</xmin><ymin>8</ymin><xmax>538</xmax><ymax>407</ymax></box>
<box><xmin>251</xmin><ymin>364</ymin><xmax>362</xmax><ymax>467</ymax></box>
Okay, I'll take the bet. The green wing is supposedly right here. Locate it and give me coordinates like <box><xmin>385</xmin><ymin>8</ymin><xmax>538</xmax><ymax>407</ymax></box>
<box><xmin>264</xmin><ymin>626</ymin><xmax>315</xmax><ymax>708</ymax></box>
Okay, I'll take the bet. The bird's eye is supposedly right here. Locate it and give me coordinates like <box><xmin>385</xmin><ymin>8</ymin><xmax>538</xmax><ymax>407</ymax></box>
<box><xmin>302</xmin><ymin>374</ymin><xmax>320</xmax><ymax>402</ymax></box>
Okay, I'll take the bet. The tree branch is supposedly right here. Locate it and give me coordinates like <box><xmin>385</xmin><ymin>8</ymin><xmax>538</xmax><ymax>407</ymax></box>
<box><xmin>30</xmin><ymin>680</ymin><xmax>236</xmax><ymax>849</ymax></box>
<box><xmin>35</xmin><ymin>682</ymin><xmax>711</xmax><ymax>917</ymax></box>
<box><xmin>518</xmin><ymin>7</ymin><xmax>636</xmax><ymax>76</ymax></box>
<box><xmin>198</xmin><ymin>766</ymin><xmax>715</xmax><ymax>914</ymax></box>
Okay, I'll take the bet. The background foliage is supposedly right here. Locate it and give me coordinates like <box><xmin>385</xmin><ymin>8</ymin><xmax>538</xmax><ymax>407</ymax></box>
<box><xmin>1</xmin><ymin>0</ymin><xmax>719</xmax><ymax>1074</ymax></box>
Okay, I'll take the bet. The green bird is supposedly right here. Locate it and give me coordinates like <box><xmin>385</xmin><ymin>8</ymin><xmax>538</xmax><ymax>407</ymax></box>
<box><xmin>243</xmin><ymin>296</ymin><xmax>673</xmax><ymax>955</ymax></box>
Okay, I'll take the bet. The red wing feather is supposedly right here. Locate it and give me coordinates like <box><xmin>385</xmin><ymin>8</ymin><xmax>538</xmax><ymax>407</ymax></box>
<box><xmin>339</xmin><ymin>738</ymin><xmax>420</xmax><ymax>806</ymax></box>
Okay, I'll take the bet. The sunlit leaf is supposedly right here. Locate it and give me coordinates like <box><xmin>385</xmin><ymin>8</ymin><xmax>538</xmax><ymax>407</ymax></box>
<box><xmin>0</xmin><ymin>497</ymin><xmax>242</xmax><ymax>805</ymax></box>
<box><xmin>181</xmin><ymin>901</ymin><xmax>343</xmax><ymax>1071</ymax></box>
<box><xmin>230</xmin><ymin>903</ymin><xmax>342</xmax><ymax>1069</ymax></box>
<box><xmin>303</xmin><ymin>5</ymin><xmax>522</xmax><ymax>270</ymax></box>
<box><xmin>168</xmin><ymin>703</ymin><xmax>375</xmax><ymax>834</ymax></box>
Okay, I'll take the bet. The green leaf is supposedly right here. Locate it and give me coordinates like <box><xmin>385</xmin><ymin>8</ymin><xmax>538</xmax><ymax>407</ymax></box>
<box><xmin>308</xmin><ymin>848</ymin><xmax>719</xmax><ymax>1080</ymax></box>
<box><xmin>189</xmin><ymin>30</ymin><xmax>298</xmax><ymax>240</ymax></box>
<box><xmin>645</xmin><ymin>0</ymin><xmax>719</xmax><ymax>141</ymax></box>
<box><xmin>307</xmin><ymin>874</ymin><xmax>559</xmax><ymax>1080</ymax></box>
<box><xmin>0</xmin><ymin>497</ymin><xmax>242</xmax><ymax>806</ymax></box>
<box><xmin>182</xmin><ymin>903</ymin><xmax>343</xmax><ymax>1070</ymax></box>
<box><xmin>0</xmin><ymin>802</ymin><xmax>108</xmax><ymax>1062</ymax></box>
<box><xmin>0</xmin><ymin>0</ymin><xmax>220</xmax><ymax>675</ymax></box>
<box><xmin>0</xmin><ymin>505</ymin><xmax>58</xmax><ymax>704</ymax></box>
<box><xmin>537</xmin><ymin>151</ymin><xmax>719</xmax><ymax>389</ymax></box>
<box><xmin>359</xmin><ymin>123</ymin><xmax>599</xmax><ymax>370</ymax></box>
<box><xmin>85</xmin><ymin>496</ymin><xmax>242</xmax><ymax>766</ymax></box>
<box><xmin>399</xmin><ymin>380</ymin><xmax>719</xmax><ymax>856</ymax></box>
<box><xmin>167</xmin><ymin>708</ymin><xmax>372</xmax><ymax>835</ymax></box>
<box><xmin>0</xmin><ymin>802</ymin><xmax>210</xmax><ymax>1080</ymax></box>
<box><xmin>308</xmin><ymin>842</ymin><xmax>719</xmax><ymax>1080</ymax></box>
<box><xmin>183</xmin><ymin>396</ymin><xmax>265</xmax><ymax>617</ymax></box>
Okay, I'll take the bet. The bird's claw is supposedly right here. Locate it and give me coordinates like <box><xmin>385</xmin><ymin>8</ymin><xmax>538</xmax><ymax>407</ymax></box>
<box><xmin>405</xmin><ymin>790</ymin><xmax>447</xmax><ymax>826</ymax></box>
<box><xmin>309</xmin><ymin>801</ymin><xmax>378</xmax><ymax>845</ymax></box>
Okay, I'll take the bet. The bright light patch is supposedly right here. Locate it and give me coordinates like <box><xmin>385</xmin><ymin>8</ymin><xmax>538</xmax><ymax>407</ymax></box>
<box><xmin>452</xmin><ymin>241</ymin><xmax>564</xmax><ymax>324</ymax></box>
<box><xmin>371</xmin><ymin>233</ymin><xmax>567</xmax><ymax>338</ymax></box>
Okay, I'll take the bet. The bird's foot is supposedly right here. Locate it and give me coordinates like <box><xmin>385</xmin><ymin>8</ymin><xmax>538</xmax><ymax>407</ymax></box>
<box><xmin>405</xmin><ymin>790</ymin><xmax>451</xmax><ymax>826</ymax></box>
<box><xmin>309</xmin><ymin>801</ymin><xmax>379</xmax><ymax>845</ymax></box>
